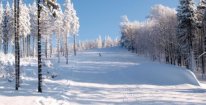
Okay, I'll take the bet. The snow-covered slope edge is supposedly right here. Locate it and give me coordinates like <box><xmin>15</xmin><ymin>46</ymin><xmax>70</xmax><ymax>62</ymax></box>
<box><xmin>83</xmin><ymin>47</ymin><xmax>201</xmax><ymax>86</ymax></box>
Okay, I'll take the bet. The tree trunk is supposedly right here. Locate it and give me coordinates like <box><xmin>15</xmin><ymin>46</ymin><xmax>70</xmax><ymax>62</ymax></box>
<box><xmin>23</xmin><ymin>37</ymin><xmax>25</xmax><ymax>57</ymax></box>
<box><xmin>27</xmin><ymin>35</ymin><xmax>30</xmax><ymax>57</ymax></box>
<box><xmin>57</xmin><ymin>28</ymin><xmax>60</xmax><ymax>63</ymax></box>
<box><xmin>74</xmin><ymin>35</ymin><xmax>76</xmax><ymax>56</ymax></box>
<box><xmin>65</xmin><ymin>33</ymin><xmax>68</xmax><ymax>64</ymax></box>
<box><xmin>37</xmin><ymin>0</ymin><xmax>42</xmax><ymax>93</ymax></box>
<box><xmin>45</xmin><ymin>38</ymin><xmax>47</xmax><ymax>59</ymax></box>
<box><xmin>15</xmin><ymin>0</ymin><xmax>20</xmax><ymax>90</ymax></box>
<box><xmin>3</xmin><ymin>34</ymin><xmax>8</xmax><ymax>54</ymax></box>
<box><xmin>33</xmin><ymin>34</ymin><xmax>35</xmax><ymax>57</ymax></box>
<box><xmin>49</xmin><ymin>36</ymin><xmax>52</xmax><ymax>58</ymax></box>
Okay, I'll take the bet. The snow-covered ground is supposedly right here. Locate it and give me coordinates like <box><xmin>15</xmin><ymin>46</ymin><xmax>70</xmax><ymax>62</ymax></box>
<box><xmin>0</xmin><ymin>47</ymin><xmax>206</xmax><ymax>105</ymax></box>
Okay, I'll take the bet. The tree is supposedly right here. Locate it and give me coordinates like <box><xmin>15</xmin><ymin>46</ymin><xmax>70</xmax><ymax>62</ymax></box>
<box><xmin>19</xmin><ymin>0</ymin><xmax>31</xmax><ymax>57</ymax></box>
<box><xmin>70</xmin><ymin>3</ymin><xmax>80</xmax><ymax>56</ymax></box>
<box><xmin>120</xmin><ymin>15</ymin><xmax>131</xmax><ymax>49</ymax></box>
<box><xmin>2</xmin><ymin>2</ymin><xmax>11</xmax><ymax>54</ymax></box>
<box><xmin>37</xmin><ymin>0</ymin><xmax>59</xmax><ymax>93</ymax></box>
<box><xmin>40</xmin><ymin>7</ymin><xmax>53</xmax><ymax>58</ymax></box>
<box><xmin>97</xmin><ymin>35</ymin><xmax>103</xmax><ymax>48</ymax></box>
<box><xmin>120</xmin><ymin>5</ymin><xmax>178</xmax><ymax>64</ymax></box>
<box><xmin>29</xmin><ymin>2</ymin><xmax>38</xmax><ymax>57</ymax></box>
<box><xmin>197</xmin><ymin>0</ymin><xmax>206</xmax><ymax>77</ymax></box>
<box><xmin>37</xmin><ymin>0</ymin><xmax>42</xmax><ymax>93</ymax></box>
<box><xmin>150</xmin><ymin>4</ymin><xmax>178</xmax><ymax>64</ymax></box>
<box><xmin>63</xmin><ymin>0</ymin><xmax>73</xmax><ymax>64</ymax></box>
<box><xmin>14</xmin><ymin>0</ymin><xmax>20</xmax><ymax>90</ymax></box>
<box><xmin>177</xmin><ymin>0</ymin><xmax>197</xmax><ymax>70</ymax></box>
<box><xmin>54</xmin><ymin>7</ymin><xmax>64</xmax><ymax>63</ymax></box>
<box><xmin>105</xmin><ymin>35</ymin><xmax>113</xmax><ymax>48</ymax></box>
<box><xmin>0</xmin><ymin>2</ymin><xmax>3</xmax><ymax>51</ymax></box>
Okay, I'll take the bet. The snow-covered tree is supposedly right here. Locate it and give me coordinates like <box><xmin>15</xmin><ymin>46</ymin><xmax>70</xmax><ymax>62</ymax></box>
<box><xmin>2</xmin><ymin>2</ymin><xmax>11</xmax><ymax>54</ymax></box>
<box><xmin>97</xmin><ymin>35</ymin><xmax>103</xmax><ymax>48</ymax></box>
<box><xmin>54</xmin><ymin>6</ymin><xmax>64</xmax><ymax>63</ymax></box>
<box><xmin>105</xmin><ymin>36</ymin><xmax>113</xmax><ymax>48</ymax></box>
<box><xmin>0</xmin><ymin>2</ymin><xmax>3</xmax><ymax>51</ymax></box>
<box><xmin>19</xmin><ymin>0</ymin><xmax>31</xmax><ymax>57</ymax></box>
<box><xmin>40</xmin><ymin>8</ymin><xmax>54</xmax><ymax>58</ymax></box>
<box><xmin>29</xmin><ymin>2</ymin><xmax>38</xmax><ymax>57</ymax></box>
<box><xmin>120</xmin><ymin>15</ymin><xmax>131</xmax><ymax>49</ymax></box>
<box><xmin>37</xmin><ymin>0</ymin><xmax>59</xmax><ymax>93</ymax></box>
<box><xmin>150</xmin><ymin>4</ymin><xmax>178</xmax><ymax>64</ymax></box>
<box><xmin>70</xmin><ymin>3</ymin><xmax>80</xmax><ymax>56</ymax></box>
<box><xmin>63</xmin><ymin>0</ymin><xmax>73</xmax><ymax>64</ymax></box>
<box><xmin>120</xmin><ymin>5</ymin><xmax>178</xmax><ymax>64</ymax></box>
<box><xmin>196</xmin><ymin>0</ymin><xmax>206</xmax><ymax>75</ymax></box>
<box><xmin>113</xmin><ymin>37</ymin><xmax>120</xmax><ymax>46</ymax></box>
<box><xmin>177</xmin><ymin>0</ymin><xmax>197</xmax><ymax>70</ymax></box>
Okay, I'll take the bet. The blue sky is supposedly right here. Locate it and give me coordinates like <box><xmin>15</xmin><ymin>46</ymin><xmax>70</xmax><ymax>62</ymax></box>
<box><xmin>70</xmin><ymin>0</ymin><xmax>180</xmax><ymax>40</ymax></box>
<box><xmin>35</xmin><ymin>0</ymin><xmax>181</xmax><ymax>40</ymax></box>
<box><xmin>3</xmin><ymin>0</ymin><xmax>199</xmax><ymax>40</ymax></box>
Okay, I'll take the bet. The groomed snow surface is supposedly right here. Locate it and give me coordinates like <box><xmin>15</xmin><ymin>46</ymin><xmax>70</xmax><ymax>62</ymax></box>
<box><xmin>0</xmin><ymin>47</ymin><xmax>206</xmax><ymax>105</ymax></box>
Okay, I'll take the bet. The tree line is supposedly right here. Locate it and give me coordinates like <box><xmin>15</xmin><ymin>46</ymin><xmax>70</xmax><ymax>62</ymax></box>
<box><xmin>0</xmin><ymin>0</ymin><xmax>79</xmax><ymax>63</ymax></box>
<box><xmin>120</xmin><ymin>0</ymin><xmax>206</xmax><ymax>77</ymax></box>
<box><xmin>77</xmin><ymin>35</ymin><xmax>119</xmax><ymax>51</ymax></box>
<box><xmin>0</xmin><ymin>0</ymin><xmax>79</xmax><ymax>92</ymax></box>
<box><xmin>0</xmin><ymin>0</ymin><xmax>119</xmax><ymax>92</ymax></box>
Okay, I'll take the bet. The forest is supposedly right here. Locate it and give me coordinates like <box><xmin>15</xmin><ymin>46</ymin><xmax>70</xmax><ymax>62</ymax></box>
<box><xmin>120</xmin><ymin>0</ymin><xmax>206</xmax><ymax>77</ymax></box>
<box><xmin>0</xmin><ymin>0</ymin><xmax>205</xmax><ymax>105</ymax></box>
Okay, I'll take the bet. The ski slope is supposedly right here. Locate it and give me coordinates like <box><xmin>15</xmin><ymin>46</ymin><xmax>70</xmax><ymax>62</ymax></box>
<box><xmin>0</xmin><ymin>47</ymin><xmax>205</xmax><ymax>105</ymax></box>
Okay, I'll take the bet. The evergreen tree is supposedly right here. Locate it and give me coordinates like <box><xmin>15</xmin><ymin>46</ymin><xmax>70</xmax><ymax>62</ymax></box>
<box><xmin>177</xmin><ymin>0</ymin><xmax>197</xmax><ymax>70</ymax></box>
<box><xmin>120</xmin><ymin>15</ymin><xmax>130</xmax><ymax>49</ymax></box>
<box><xmin>197</xmin><ymin>0</ymin><xmax>206</xmax><ymax>77</ymax></box>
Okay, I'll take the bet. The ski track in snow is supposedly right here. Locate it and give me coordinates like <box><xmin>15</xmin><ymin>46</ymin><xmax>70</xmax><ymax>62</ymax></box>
<box><xmin>0</xmin><ymin>47</ymin><xmax>206</xmax><ymax>105</ymax></box>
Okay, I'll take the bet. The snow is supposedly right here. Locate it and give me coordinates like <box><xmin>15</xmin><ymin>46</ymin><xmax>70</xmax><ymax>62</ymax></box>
<box><xmin>0</xmin><ymin>53</ymin><xmax>14</xmax><ymax>80</ymax></box>
<box><xmin>0</xmin><ymin>47</ymin><xmax>205</xmax><ymax>105</ymax></box>
<box><xmin>0</xmin><ymin>53</ymin><xmax>14</xmax><ymax>65</ymax></box>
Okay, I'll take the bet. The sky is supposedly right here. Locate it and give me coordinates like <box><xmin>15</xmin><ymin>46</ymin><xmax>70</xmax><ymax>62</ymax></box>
<box><xmin>70</xmin><ymin>0</ymin><xmax>180</xmax><ymax>40</ymax></box>
<box><xmin>2</xmin><ymin>0</ymin><xmax>199</xmax><ymax>41</ymax></box>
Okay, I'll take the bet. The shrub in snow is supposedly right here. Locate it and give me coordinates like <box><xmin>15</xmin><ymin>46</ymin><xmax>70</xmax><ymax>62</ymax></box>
<box><xmin>43</xmin><ymin>60</ymin><xmax>53</xmax><ymax>67</ymax></box>
<box><xmin>0</xmin><ymin>53</ymin><xmax>15</xmax><ymax>81</ymax></box>
<box><xmin>42</xmin><ymin>60</ymin><xmax>58</xmax><ymax>79</ymax></box>
<box><xmin>21</xmin><ymin>57</ymin><xmax>38</xmax><ymax>66</ymax></box>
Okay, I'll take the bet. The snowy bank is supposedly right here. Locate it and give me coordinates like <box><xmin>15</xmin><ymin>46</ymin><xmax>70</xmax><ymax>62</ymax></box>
<box><xmin>74</xmin><ymin>47</ymin><xmax>201</xmax><ymax>86</ymax></box>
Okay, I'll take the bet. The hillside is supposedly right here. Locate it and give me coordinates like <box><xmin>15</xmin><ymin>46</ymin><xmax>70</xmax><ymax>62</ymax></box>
<box><xmin>0</xmin><ymin>47</ymin><xmax>205</xmax><ymax>105</ymax></box>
